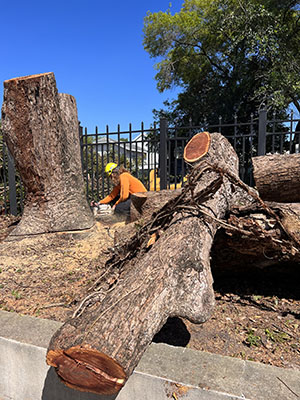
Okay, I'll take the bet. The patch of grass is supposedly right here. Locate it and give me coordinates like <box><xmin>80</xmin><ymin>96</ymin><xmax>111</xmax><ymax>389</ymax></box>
<box><xmin>245</xmin><ymin>329</ymin><xmax>261</xmax><ymax>347</ymax></box>
<box><xmin>291</xmin><ymin>343</ymin><xmax>300</xmax><ymax>350</ymax></box>
<box><xmin>2</xmin><ymin>306</ymin><xmax>13</xmax><ymax>312</ymax></box>
<box><xmin>11</xmin><ymin>290</ymin><xmax>21</xmax><ymax>300</ymax></box>
<box><xmin>265</xmin><ymin>328</ymin><xmax>289</xmax><ymax>343</ymax></box>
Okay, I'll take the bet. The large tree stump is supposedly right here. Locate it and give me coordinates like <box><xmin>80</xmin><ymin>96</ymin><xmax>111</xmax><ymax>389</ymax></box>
<box><xmin>252</xmin><ymin>153</ymin><xmax>300</xmax><ymax>202</ymax></box>
<box><xmin>46</xmin><ymin>132</ymin><xmax>239</xmax><ymax>395</ymax></box>
<box><xmin>1</xmin><ymin>73</ymin><xmax>94</xmax><ymax>235</ymax></box>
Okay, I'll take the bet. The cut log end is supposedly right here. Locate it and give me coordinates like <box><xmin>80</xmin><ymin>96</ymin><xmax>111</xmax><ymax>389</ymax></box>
<box><xmin>183</xmin><ymin>131</ymin><xmax>211</xmax><ymax>163</ymax></box>
<box><xmin>4</xmin><ymin>72</ymin><xmax>53</xmax><ymax>84</ymax></box>
<box><xmin>46</xmin><ymin>346</ymin><xmax>126</xmax><ymax>395</ymax></box>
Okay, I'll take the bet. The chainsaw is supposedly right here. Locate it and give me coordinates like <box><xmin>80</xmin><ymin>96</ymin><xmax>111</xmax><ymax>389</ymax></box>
<box><xmin>92</xmin><ymin>203</ymin><xmax>113</xmax><ymax>216</ymax></box>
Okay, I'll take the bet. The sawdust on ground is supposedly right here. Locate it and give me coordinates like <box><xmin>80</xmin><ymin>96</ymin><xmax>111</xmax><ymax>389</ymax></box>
<box><xmin>0</xmin><ymin>215</ymin><xmax>123</xmax><ymax>321</ymax></box>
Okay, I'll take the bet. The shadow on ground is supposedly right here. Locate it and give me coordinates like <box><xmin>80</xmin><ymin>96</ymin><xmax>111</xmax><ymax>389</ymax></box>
<box><xmin>42</xmin><ymin>367</ymin><xmax>117</xmax><ymax>400</ymax></box>
<box><xmin>152</xmin><ymin>317</ymin><xmax>191</xmax><ymax>347</ymax></box>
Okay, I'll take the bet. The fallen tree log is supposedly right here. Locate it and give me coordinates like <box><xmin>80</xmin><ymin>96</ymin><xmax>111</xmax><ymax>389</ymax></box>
<box><xmin>252</xmin><ymin>153</ymin><xmax>300</xmax><ymax>203</ymax></box>
<box><xmin>47</xmin><ymin>132</ymin><xmax>240</xmax><ymax>395</ymax></box>
<box><xmin>1</xmin><ymin>73</ymin><xmax>94</xmax><ymax>235</ymax></box>
<box><xmin>212</xmin><ymin>201</ymin><xmax>300</xmax><ymax>272</ymax></box>
<box><xmin>114</xmin><ymin>189</ymin><xmax>183</xmax><ymax>248</ymax></box>
<box><xmin>130</xmin><ymin>189</ymin><xmax>181</xmax><ymax>222</ymax></box>
<box><xmin>47</xmin><ymin>131</ymin><xmax>300</xmax><ymax>396</ymax></box>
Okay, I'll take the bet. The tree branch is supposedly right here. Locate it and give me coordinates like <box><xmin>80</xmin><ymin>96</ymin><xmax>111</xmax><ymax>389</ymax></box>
<box><xmin>290</xmin><ymin>95</ymin><xmax>300</xmax><ymax>114</ymax></box>
<box><xmin>173</xmin><ymin>37</ymin><xmax>227</xmax><ymax>75</ymax></box>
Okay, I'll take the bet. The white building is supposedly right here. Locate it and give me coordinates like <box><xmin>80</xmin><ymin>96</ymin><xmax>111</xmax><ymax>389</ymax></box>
<box><xmin>95</xmin><ymin>134</ymin><xmax>159</xmax><ymax>171</ymax></box>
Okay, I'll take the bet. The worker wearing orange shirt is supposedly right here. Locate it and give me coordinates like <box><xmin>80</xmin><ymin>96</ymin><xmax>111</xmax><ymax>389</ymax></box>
<box><xmin>93</xmin><ymin>163</ymin><xmax>147</xmax><ymax>216</ymax></box>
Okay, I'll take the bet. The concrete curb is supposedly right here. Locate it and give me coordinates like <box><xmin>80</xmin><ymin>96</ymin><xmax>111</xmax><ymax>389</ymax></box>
<box><xmin>0</xmin><ymin>310</ymin><xmax>299</xmax><ymax>400</ymax></box>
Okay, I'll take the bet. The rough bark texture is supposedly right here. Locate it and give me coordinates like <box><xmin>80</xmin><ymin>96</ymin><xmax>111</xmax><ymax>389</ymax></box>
<box><xmin>1</xmin><ymin>73</ymin><xmax>94</xmax><ymax>235</ymax></box>
<box><xmin>130</xmin><ymin>189</ymin><xmax>181</xmax><ymax>222</ymax></box>
<box><xmin>252</xmin><ymin>153</ymin><xmax>300</xmax><ymax>202</ymax></box>
<box><xmin>115</xmin><ymin>190</ymin><xmax>183</xmax><ymax>248</ymax></box>
<box><xmin>212</xmin><ymin>201</ymin><xmax>300</xmax><ymax>272</ymax></box>
<box><xmin>47</xmin><ymin>133</ymin><xmax>239</xmax><ymax>395</ymax></box>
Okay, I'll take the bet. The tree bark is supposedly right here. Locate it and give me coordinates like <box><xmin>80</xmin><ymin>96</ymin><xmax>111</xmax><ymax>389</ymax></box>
<box><xmin>46</xmin><ymin>133</ymin><xmax>239</xmax><ymax>395</ymax></box>
<box><xmin>130</xmin><ymin>189</ymin><xmax>181</xmax><ymax>222</ymax></box>
<box><xmin>1</xmin><ymin>73</ymin><xmax>94</xmax><ymax>235</ymax></box>
<box><xmin>212</xmin><ymin>201</ymin><xmax>300</xmax><ymax>272</ymax></box>
<box><xmin>252</xmin><ymin>153</ymin><xmax>300</xmax><ymax>203</ymax></box>
<box><xmin>114</xmin><ymin>189</ymin><xmax>183</xmax><ymax>248</ymax></box>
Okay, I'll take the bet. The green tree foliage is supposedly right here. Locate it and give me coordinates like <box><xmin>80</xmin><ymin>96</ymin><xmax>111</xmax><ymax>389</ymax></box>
<box><xmin>143</xmin><ymin>0</ymin><xmax>300</xmax><ymax>125</ymax></box>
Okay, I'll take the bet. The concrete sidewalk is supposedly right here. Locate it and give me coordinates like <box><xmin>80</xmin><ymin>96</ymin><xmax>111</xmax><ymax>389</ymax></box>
<box><xmin>0</xmin><ymin>310</ymin><xmax>299</xmax><ymax>400</ymax></box>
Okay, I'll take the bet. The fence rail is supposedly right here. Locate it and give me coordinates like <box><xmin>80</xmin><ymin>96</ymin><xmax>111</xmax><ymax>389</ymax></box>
<box><xmin>1</xmin><ymin>108</ymin><xmax>299</xmax><ymax>215</ymax></box>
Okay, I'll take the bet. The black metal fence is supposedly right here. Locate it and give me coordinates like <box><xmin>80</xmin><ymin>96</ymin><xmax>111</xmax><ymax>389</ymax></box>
<box><xmin>1</xmin><ymin>144</ymin><xmax>24</xmax><ymax>215</ymax></box>
<box><xmin>1</xmin><ymin>108</ymin><xmax>299</xmax><ymax>215</ymax></box>
<box><xmin>79</xmin><ymin>122</ymin><xmax>160</xmax><ymax>203</ymax></box>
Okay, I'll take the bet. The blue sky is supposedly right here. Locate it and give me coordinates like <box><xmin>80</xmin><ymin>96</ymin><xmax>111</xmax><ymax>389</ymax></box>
<box><xmin>0</xmin><ymin>0</ymin><xmax>183</xmax><ymax>132</ymax></box>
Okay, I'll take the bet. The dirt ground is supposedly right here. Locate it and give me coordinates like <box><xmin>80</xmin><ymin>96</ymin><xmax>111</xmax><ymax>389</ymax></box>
<box><xmin>0</xmin><ymin>215</ymin><xmax>299</xmax><ymax>370</ymax></box>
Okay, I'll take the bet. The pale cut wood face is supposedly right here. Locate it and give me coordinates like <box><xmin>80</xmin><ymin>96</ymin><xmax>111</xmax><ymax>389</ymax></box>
<box><xmin>184</xmin><ymin>131</ymin><xmax>211</xmax><ymax>163</ymax></box>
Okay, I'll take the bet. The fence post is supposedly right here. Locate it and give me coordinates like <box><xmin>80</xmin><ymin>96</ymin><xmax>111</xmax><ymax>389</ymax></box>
<box><xmin>159</xmin><ymin>118</ymin><xmax>168</xmax><ymax>190</ymax></box>
<box><xmin>7</xmin><ymin>149</ymin><xmax>17</xmax><ymax>216</ymax></box>
<box><xmin>78</xmin><ymin>123</ymin><xmax>84</xmax><ymax>176</ymax></box>
<box><xmin>258</xmin><ymin>107</ymin><xmax>267</xmax><ymax>156</ymax></box>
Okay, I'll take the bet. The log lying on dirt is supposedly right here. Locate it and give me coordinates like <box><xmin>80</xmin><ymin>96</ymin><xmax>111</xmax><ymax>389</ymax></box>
<box><xmin>208</xmin><ymin>153</ymin><xmax>300</xmax><ymax>271</ymax></box>
<box><xmin>114</xmin><ymin>189</ymin><xmax>182</xmax><ymax>247</ymax></box>
<box><xmin>47</xmin><ymin>131</ymin><xmax>300</xmax><ymax>396</ymax></box>
<box><xmin>47</xmin><ymin>132</ymin><xmax>240</xmax><ymax>395</ymax></box>
<box><xmin>212</xmin><ymin>201</ymin><xmax>300</xmax><ymax>272</ymax></box>
<box><xmin>252</xmin><ymin>153</ymin><xmax>300</xmax><ymax>203</ymax></box>
<box><xmin>130</xmin><ymin>189</ymin><xmax>181</xmax><ymax>222</ymax></box>
<box><xmin>1</xmin><ymin>73</ymin><xmax>94</xmax><ymax>235</ymax></box>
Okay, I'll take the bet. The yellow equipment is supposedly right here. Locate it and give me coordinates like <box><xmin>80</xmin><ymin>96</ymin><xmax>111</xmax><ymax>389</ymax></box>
<box><xmin>149</xmin><ymin>169</ymin><xmax>187</xmax><ymax>191</ymax></box>
<box><xmin>105</xmin><ymin>162</ymin><xmax>118</xmax><ymax>176</ymax></box>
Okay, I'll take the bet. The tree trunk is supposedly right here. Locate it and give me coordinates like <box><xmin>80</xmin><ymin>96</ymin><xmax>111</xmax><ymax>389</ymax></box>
<box><xmin>212</xmin><ymin>201</ymin><xmax>300</xmax><ymax>272</ymax></box>
<box><xmin>115</xmin><ymin>189</ymin><xmax>183</xmax><ymax>249</ymax></box>
<box><xmin>130</xmin><ymin>189</ymin><xmax>181</xmax><ymax>222</ymax></box>
<box><xmin>46</xmin><ymin>133</ymin><xmax>239</xmax><ymax>395</ymax></box>
<box><xmin>1</xmin><ymin>73</ymin><xmax>94</xmax><ymax>235</ymax></box>
<box><xmin>252</xmin><ymin>153</ymin><xmax>300</xmax><ymax>202</ymax></box>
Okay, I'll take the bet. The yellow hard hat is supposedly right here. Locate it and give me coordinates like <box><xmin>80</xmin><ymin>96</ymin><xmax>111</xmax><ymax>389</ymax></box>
<box><xmin>105</xmin><ymin>162</ymin><xmax>118</xmax><ymax>176</ymax></box>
